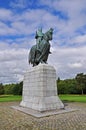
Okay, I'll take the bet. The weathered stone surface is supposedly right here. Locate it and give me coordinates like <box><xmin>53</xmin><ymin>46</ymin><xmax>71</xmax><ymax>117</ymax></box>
<box><xmin>12</xmin><ymin>106</ymin><xmax>76</xmax><ymax>118</ymax></box>
<box><xmin>20</xmin><ymin>64</ymin><xmax>64</xmax><ymax>111</ymax></box>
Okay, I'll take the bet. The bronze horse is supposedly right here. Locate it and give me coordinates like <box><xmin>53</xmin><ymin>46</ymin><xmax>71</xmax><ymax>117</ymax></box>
<box><xmin>29</xmin><ymin>28</ymin><xmax>53</xmax><ymax>66</ymax></box>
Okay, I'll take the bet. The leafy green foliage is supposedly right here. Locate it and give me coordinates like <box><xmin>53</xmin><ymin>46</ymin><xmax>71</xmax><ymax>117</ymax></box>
<box><xmin>4</xmin><ymin>84</ymin><xmax>15</xmax><ymax>94</ymax></box>
<box><xmin>4</xmin><ymin>81</ymin><xmax>23</xmax><ymax>95</ymax></box>
<box><xmin>75</xmin><ymin>73</ymin><xmax>86</xmax><ymax>94</ymax></box>
<box><xmin>57</xmin><ymin>73</ymin><xmax>86</xmax><ymax>94</ymax></box>
<box><xmin>57</xmin><ymin>79</ymin><xmax>78</xmax><ymax>94</ymax></box>
<box><xmin>12</xmin><ymin>81</ymin><xmax>23</xmax><ymax>95</ymax></box>
<box><xmin>0</xmin><ymin>83</ymin><xmax>4</xmax><ymax>95</ymax></box>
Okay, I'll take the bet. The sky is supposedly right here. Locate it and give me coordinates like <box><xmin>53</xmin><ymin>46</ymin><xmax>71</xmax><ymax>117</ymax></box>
<box><xmin>0</xmin><ymin>0</ymin><xmax>86</xmax><ymax>84</ymax></box>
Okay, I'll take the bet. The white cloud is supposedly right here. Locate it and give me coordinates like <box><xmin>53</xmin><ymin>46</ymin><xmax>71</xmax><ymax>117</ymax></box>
<box><xmin>0</xmin><ymin>48</ymin><xmax>29</xmax><ymax>84</ymax></box>
<box><xmin>0</xmin><ymin>49</ymin><xmax>27</xmax><ymax>61</ymax></box>
<box><xmin>10</xmin><ymin>0</ymin><xmax>28</xmax><ymax>9</ymax></box>
<box><xmin>0</xmin><ymin>8</ymin><xmax>59</xmax><ymax>36</ymax></box>
<box><xmin>72</xmin><ymin>35</ymin><xmax>86</xmax><ymax>44</ymax></box>
<box><xmin>0</xmin><ymin>8</ymin><xmax>13</xmax><ymax>21</ymax></box>
<box><xmin>0</xmin><ymin>0</ymin><xmax>86</xmax><ymax>83</ymax></box>
<box><xmin>0</xmin><ymin>0</ymin><xmax>85</xmax><ymax>39</ymax></box>
<box><xmin>68</xmin><ymin>63</ymin><xmax>82</xmax><ymax>68</ymax></box>
<box><xmin>0</xmin><ymin>40</ymin><xmax>86</xmax><ymax>83</ymax></box>
<box><xmin>48</xmin><ymin>46</ymin><xmax>86</xmax><ymax>79</ymax></box>
<box><xmin>0</xmin><ymin>21</ymin><xmax>17</xmax><ymax>35</ymax></box>
<box><xmin>39</xmin><ymin>0</ymin><xmax>86</xmax><ymax>37</ymax></box>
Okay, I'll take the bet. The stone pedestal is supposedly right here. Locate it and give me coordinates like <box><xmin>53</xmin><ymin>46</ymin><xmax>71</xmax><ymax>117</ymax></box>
<box><xmin>20</xmin><ymin>64</ymin><xmax>64</xmax><ymax>111</ymax></box>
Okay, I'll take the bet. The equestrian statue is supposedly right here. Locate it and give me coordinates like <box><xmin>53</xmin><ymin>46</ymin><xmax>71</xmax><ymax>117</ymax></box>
<box><xmin>29</xmin><ymin>28</ymin><xmax>53</xmax><ymax>66</ymax></box>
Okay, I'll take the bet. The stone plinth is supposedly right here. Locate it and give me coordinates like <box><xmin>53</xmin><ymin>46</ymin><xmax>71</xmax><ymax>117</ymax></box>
<box><xmin>20</xmin><ymin>64</ymin><xmax>64</xmax><ymax>111</ymax></box>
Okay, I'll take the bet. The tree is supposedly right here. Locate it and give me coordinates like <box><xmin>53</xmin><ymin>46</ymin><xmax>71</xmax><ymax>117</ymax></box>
<box><xmin>57</xmin><ymin>79</ymin><xmax>77</xmax><ymax>94</ymax></box>
<box><xmin>4</xmin><ymin>81</ymin><xmax>23</xmax><ymax>95</ymax></box>
<box><xmin>57</xmin><ymin>77</ymin><xmax>60</xmax><ymax>83</ymax></box>
<box><xmin>0</xmin><ymin>83</ymin><xmax>4</xmax><ymax>95</ymax></box>
<box><xmin>4</xmin><ymin>84</ymin><xmax>15</xmax><ymax>94</ymax></box>
<box><xmin>12</xmin><ymin>81</ymin><xmax>23</xmax><ymax>95</ymax></box>
<box><xmin>75</xmin><ymin>73</ymin><xmax>86</xmax><ymax>95</ymax></box>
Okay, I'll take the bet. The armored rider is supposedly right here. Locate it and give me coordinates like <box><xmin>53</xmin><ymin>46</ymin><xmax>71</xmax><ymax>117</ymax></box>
<box><xmin>35</xmin><ymin>28</ymin><xmax>44</xmax><ymax>53</ymax></box>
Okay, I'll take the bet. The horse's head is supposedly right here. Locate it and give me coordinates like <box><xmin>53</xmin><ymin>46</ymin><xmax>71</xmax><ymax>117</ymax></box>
<box><xmin>43</xmin><ymin>28</ymin><xmax>53</xmax><ymax>41</ymax></box>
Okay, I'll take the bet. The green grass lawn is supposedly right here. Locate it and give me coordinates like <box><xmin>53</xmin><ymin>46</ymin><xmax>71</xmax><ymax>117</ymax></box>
<box><xmin>59</xmin><ymin>94</ymin><xmax>86</xmax><ymax>103</ymax></box>
<box><xmin>0</xmin><ymin>95</ymin><xmax>22</xmax><ymax>102</ymax></box>
<box><xmin>0</xmin><ymin>94</ymin><xmax>86</xmax><ymax>102</ymax></box>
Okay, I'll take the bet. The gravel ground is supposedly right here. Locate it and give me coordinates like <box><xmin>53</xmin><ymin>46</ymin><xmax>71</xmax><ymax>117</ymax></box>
<box><xmin>0</xmin><ymin>102</ymin><xmax>86</xmax><ymax>130</ymax></box>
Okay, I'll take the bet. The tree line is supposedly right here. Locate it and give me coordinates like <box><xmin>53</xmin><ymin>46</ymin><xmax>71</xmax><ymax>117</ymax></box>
<box><xmin>0</xmin><ymin>73</ymin><xmax>86</xmax><ymax>95</ymax></box>
<box><xmin>57</xmin><ymin>73</ymin><xmax>86</xmax><ymax>94</ymax></box>
<box><xmin>0</xmin><ymin>81</ymin><xmax>23</xmax><ymax>95</ymax></box>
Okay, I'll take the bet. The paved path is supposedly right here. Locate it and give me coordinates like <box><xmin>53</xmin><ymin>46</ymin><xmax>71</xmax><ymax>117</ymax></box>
<box><xmin>0</xmin><ymin>102</ymin><xmax>86</xmax><ymax>130</ymax></box>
